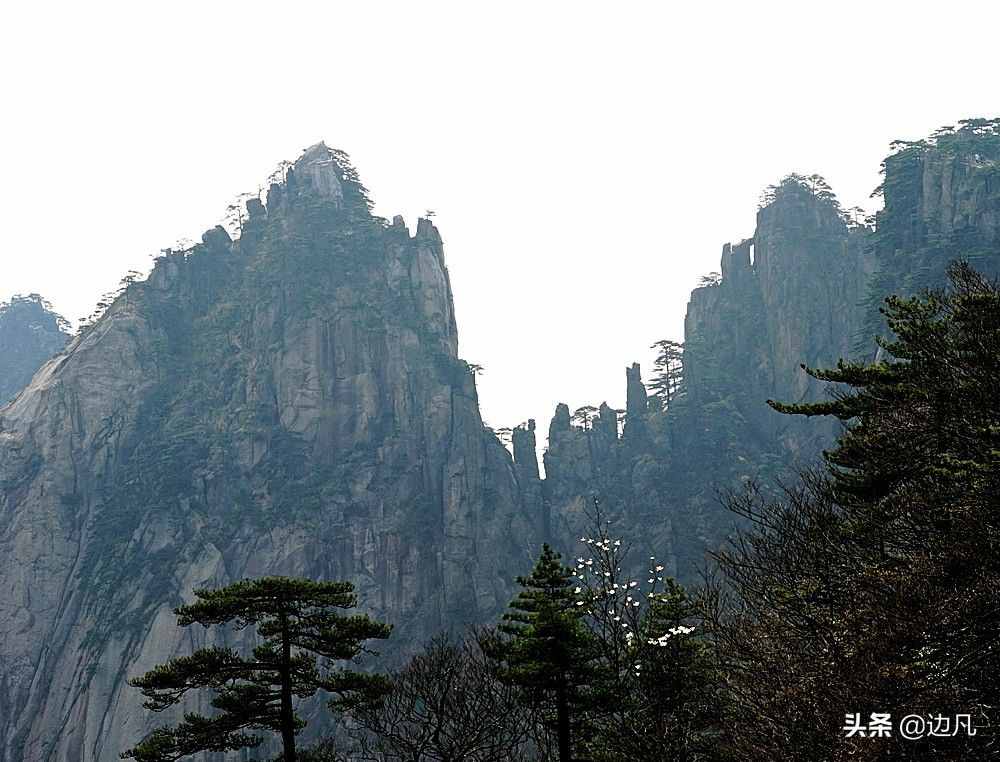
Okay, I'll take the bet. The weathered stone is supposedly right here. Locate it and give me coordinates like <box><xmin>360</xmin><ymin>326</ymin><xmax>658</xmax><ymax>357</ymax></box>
<box><xmin>0</xmin><ymin>145</ymin><xmax>539</xmax><ymax>761</ymax></box>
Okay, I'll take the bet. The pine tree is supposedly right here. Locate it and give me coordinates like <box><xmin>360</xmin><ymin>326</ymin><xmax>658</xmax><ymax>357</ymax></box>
<box><xmin>494</xmin><ymin>545</ymin><xmax>602</xmax><ymax>762</ymax></box>
<box><xmin>711</xmin><ymin>262</ymin><xmax>1000</xmax><ymax>760</ymax></box>
<box><xmin>121</xmin><ymin>577</ymin><xmax>391</xmax><ymax>762</ymax></box>
<box><xmin>648</xmin><ymin>339</ymin><xmax>684</xmax><ymax>409</ymax></box>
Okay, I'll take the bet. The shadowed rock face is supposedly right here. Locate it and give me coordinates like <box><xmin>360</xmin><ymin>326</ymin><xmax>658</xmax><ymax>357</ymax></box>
<box><xmin>538</xmin><ymin>123</ymin><xmax>1000</xmax><ymax>585</ymax></box>
<box><xmin>682</xmin><ymin>178</ymin><xmax>873</xmax><ymax>459</ymax></box>
<box><xmin>0</xmin><ymin>144</ymin><xmax>542</xmax><ymax>761</ymax></box>
<box><xmin>862</xmin><ymin>121</ymin><xmax>1000</xmax><ymax>341</ymax></box>
<box><xmin>0</xmin><ymin>294</ymin><xmax>70</xmax><ymax>406</ymax></box>
<box><xmin>539</xmin><ymin>177</ymin><xmax>873</xmax><ymax>581</ymax></box>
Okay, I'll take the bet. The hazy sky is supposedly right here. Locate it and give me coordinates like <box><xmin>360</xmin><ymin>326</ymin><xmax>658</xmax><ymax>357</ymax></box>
<box><xmin>2</xmin><ymin>2</ymin><xmax>998</xmax><ymax>436</ymax></box>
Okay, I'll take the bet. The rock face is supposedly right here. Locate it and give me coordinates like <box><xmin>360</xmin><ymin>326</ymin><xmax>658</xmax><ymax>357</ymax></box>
<box><xmin>0</xmin><ymin>294</ymin><xmax>70</xmax><ymax>405</ymax></box>
<box><xmin>0</xmin><ymin>144</ymin><xmax>541</xmax><ymax>761</ymax></box>
<box><xmin>863</xmin><ymin>119</ymin><xmax>1000</xmax><ymax>341</ymax></box>
<box><xmin>4</xmin><ymin>122</ymin><xmax>1000</xmax><ymax>762</ymax></box>
<box><xmin>537</xmin><ymin>121</ymin><xmax>1000</xmax><ymax>582</ymax></box>
<box><xmin>681</xmin><ymin>177</ymin><xmax>872</xmax><ymax>460</ymax></box>
<box><xmin>538</xmin><ymin>176</ymin><xmax>872</xmax><ymax>578</ymax></box>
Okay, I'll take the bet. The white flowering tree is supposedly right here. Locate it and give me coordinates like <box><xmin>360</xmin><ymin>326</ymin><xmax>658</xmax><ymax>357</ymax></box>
<box><xmin>570</xmin><ymin>501</ymin><xmax>724</xmax><ymax>761</ymax></box>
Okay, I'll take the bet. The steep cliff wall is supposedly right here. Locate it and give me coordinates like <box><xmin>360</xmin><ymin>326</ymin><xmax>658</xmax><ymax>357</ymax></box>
<box><xmin>539</xmin><ymin>175</ymin><xmax>873</xmax><ymax>579</ymax></box>
<box><xmin>538</xmin><ymin>121</ymin><xmax>1000</xmax><ymax>585</ymax></box>
<box><xmin>681</xmin><ymin>178</ymin><xmax>872</xmax><ymax>459</ymax></box>
<box><xmin>864</xmin><ymin>119</ymin><xmax>1000</xmax><ymax>342</ymax></box>
<box><xmin>0</xmin><ymin>144</ymin><xmax>541</xmax><ymax>761</ymax></box>
<box><xmin>4</xmin><ymin>121</ymin><xmax>999</xmax><ymax>762</ymax></box>
<box><xmin>0</xmin><ymin>294</ymin><xmax>69</xmax><ymax>405</ymax></box>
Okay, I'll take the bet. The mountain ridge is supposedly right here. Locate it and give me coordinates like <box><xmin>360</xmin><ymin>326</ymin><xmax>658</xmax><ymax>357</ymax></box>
<box><xmin>2</xmin><ymin>120</ymin><xmax>999</xmax><ymax>759</ymax></box>
<box><xmin>0</xmin><ymin>144</ymin><xmax>541</xmax><ymax>761</ymax></box>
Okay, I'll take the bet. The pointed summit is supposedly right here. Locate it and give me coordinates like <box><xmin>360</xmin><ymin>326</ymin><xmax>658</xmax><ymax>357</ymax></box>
<box><xmin>290</xmin><ymin>141</ymin><xmax>344</xmax><ymax>203</ymax></box>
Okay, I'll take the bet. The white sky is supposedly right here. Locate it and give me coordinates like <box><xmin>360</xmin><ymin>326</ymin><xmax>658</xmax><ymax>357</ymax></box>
<box><xmin>2</xmin><ymin>1</ymin><xmax>998</xmax><ymax>434</ymax></box>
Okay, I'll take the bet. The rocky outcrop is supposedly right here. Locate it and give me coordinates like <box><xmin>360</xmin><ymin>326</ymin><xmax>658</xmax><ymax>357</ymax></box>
<box><xmin>0</xmin><ymin>144</ymin><xmax>541</xmax><ymax>761</ymax></box>
<box><xmin>537</xmin><ymin>122</ymin><xmax>1000</xmax><ymax>586</ymax></box>
<box><xmin>539</xmin><ymin>174</ymin><xmax>873</xmax><ymax>580</ymax></box>
<box><xmin>682</xmin><ymin>177</ymin><xmax>872</xmax><ymax>459</ymax></box>
<box><xmin>864</xmin><ymin>119</ymin><xmax>1000</xmax><ymax>341</ymax></box>
<box><xmin>0</xmin><ymin>294</ymin><xmax>70</xmax><ymax>405</ymax></box>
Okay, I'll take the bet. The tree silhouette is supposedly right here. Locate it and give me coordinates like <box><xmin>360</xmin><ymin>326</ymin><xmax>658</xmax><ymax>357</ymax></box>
<box><xmin>351</xmin><ymin>633</ymin><xmax>534</xmax><ymax>761</ymax></box>
<box><xmin>571</xmin><ymin>405</ymin><xmax>599</xmax><ymax>431</ymax></box>
<box><xmin>648</xmin><ymin>339</ymin><xmax>684</xmax><ymax>410</ymax></box>
<box><xmin>122</xmin><ymin>577</ymin><xmax>391</xmax><ymax>762</ymax></box>
<box><xmin>492</xmin><ymin>546</ymin><xmax>602</xmax><ymax>762</ymax></box>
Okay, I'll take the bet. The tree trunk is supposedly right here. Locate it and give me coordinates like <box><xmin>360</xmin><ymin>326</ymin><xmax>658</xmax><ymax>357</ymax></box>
<box><xmin>556</xmin><ymin>677</ymin><xmax>572</xmax><ymax>762</ymax></box>
<box><xmin>280</xmin><ymin>612</ymin><xmax>297</xmax><ymax>762</ymax></box>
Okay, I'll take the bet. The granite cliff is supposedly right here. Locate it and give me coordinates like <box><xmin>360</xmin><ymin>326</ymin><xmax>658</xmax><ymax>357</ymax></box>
<box><xmin>0</xmin><ymin>144</ymin><xmax>541</xmax><ymax>761</ymax></box>
<box><xmin>537</xmin><ymin>120</ymin><xmax>1000</xmax><ymax>581</ymax></box>
<box><xmin>538</xmin><ymin>174</ymin><xmax>872</xmax><ymax>578</ymax></box>
<box><xmin>2</xmin><ymin>120</ymin><xmax>1000</xmax><ymax>760</ymax></box>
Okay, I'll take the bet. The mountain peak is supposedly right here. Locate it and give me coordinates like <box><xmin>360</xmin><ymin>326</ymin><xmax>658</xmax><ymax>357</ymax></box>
<box><xmin>289</xmin><ymin>142</ymin><xmax>344</xmax><ymax>203</ymax></box>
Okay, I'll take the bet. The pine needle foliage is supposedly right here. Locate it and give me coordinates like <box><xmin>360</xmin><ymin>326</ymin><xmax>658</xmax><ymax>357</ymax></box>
<box><xmin>493</xmin><ymin>544</ymin><xmax>603</xmax><ymax>762</ymax></box>
<box><xmin>122</xmin><ymin>576</ymin><xmax>391</xmax><ymax>762</ymax></box>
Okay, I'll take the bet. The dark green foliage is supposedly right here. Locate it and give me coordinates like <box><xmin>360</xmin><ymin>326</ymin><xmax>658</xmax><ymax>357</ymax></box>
<box><xmin>122</xmin><ymin>577</ymin><xmax>391</xmax><ymax>762</ymax></box>
<box><xmin>604</xmin><ymin>582</ymin><xmax>725</xmax><ymax>762</ymax></box>
<box><xmin>711</xmin><ymin>262</ymin><xmax>1000</xmax><ymax>760</ymax></box>
<box><xmin>759</xmin><ymin>173</ymin><xmax>841</xmax><ymax>214</ymax></box>
<box><xmin>493</xmin><ymin>545</ymin><xmax>603</xmax><ymax>762</ymax></box>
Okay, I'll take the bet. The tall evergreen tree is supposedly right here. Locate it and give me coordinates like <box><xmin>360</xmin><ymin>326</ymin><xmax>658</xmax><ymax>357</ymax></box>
<box><xmin>121</xmin><ymin>577</ymin><xmax>391</xmax><ymax>762</ymax></box>
<box><xmin>493</xmin><ymin>545</ymin><xmax>602</xmax><ymax>762</ymax></box>
<box><xmin>648</xmin><ymin>339</ymin><xmax>684</xmax><ymax>410</ymax></box>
